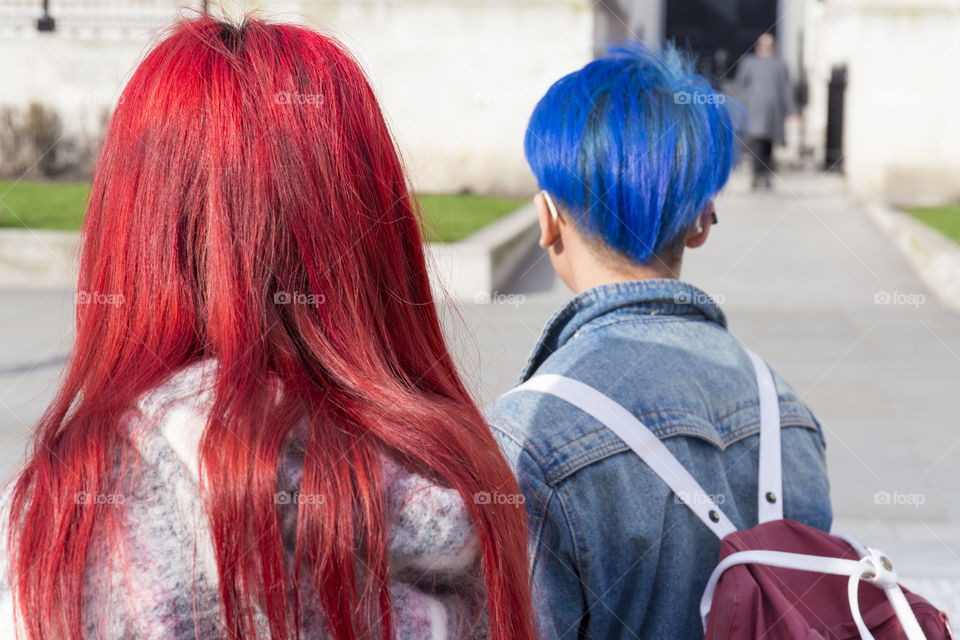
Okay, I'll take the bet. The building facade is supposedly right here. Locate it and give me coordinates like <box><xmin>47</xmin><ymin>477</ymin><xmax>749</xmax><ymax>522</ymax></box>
<box><xmin>1</xmin><ymin>0</ymin><xmax>958</xmax><ymax>204</ymax></box>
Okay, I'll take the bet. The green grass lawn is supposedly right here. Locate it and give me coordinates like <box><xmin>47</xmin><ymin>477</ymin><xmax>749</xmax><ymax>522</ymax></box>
<box><xmin>0</xmin><ymin>180</ymin><xmax>526</xmax><ymax>242</ymax></box>
<box><xmin>417</xmin><ymin>193</ymin><xmax>527</xmax><ymax>243</ymax></box>
<box><xmin>906</xmin><ymin>206</ymin><xmax>960</xmax><ymax>244</ymax></box>
<box><xmin>0</xmin><ymin>180</ymin><xmax>90</xmax><ymax>230</ymax></box>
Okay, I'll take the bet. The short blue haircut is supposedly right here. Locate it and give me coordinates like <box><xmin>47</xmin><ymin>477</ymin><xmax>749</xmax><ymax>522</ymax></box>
<box><xmin>525</xmin><ymin>42</ymin><xmax>737</xmax><ymax>265</ymax></box>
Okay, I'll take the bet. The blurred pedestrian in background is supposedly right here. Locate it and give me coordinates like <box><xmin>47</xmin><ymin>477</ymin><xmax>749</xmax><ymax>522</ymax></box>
<box><xmin>736</xmin><ymin>33</ymin><xmax>798</xmax><ymax>190</ymax></box>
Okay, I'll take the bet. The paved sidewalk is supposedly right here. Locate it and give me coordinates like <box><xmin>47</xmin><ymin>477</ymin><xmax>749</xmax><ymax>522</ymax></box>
<box><xmin>0</xmin><ymin>289</ymin><xmax>73</xmax><ymax>478</ymax></box>
<box><xmin>2</xmin><ymin>170</ymin><xmax>959</xmax><ymax>619</ymax></box>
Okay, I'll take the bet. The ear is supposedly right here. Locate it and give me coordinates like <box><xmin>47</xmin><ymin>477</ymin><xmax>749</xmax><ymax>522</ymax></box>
<box><xmin>534</xmin><ymin>192</ymin><xmax>562</xmax><ymax>248</ymax></box>
<box><xmin>685</xmin><ymin>201</ymin><xmax>715</xmax><ymax>249</ymax></box>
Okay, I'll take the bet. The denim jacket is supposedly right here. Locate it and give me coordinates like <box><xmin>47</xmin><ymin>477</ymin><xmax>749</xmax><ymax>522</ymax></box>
<box><xmin>487</xmin><ymin>279</ymin><xmax>832</xmax><ymax>640</ymax></box>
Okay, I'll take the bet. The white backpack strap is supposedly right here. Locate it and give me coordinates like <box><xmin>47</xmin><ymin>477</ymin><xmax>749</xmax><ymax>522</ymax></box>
<box><xmin>504</xmin><ymin>374</ymin><xmax>737</xmax><ymax>540</ymax></box>
<box><xmin>744</xmin><ymin>349</ymin><xmax>784</xmax><ymax>523</ymax></box>
<box><xmin>699</xmin><ymin>547</ymin><xmax>927</xmax><ymax>640</ymax></box>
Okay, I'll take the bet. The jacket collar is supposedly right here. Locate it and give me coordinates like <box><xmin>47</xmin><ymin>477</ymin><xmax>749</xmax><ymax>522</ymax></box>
<box><xmin>518</xmin><ymin>279</ymin><xmax>727</xmax><ymax>382</ymax></box>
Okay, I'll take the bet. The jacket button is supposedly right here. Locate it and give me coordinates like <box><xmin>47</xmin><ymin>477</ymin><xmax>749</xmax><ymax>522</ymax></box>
<box><xmin>709</xmin><ymin>510</ymin><xmax>720</xmax><ymax>523</ymax></box>
<box><xmin>765</xmin><ymin>491</ymin><xmax>777</xmax><ymax>504</ymax></box>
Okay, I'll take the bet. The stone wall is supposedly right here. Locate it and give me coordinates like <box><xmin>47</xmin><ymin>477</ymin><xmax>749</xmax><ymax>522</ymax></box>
<box><xmin>804</xmin><ymin>0</ymin><xmax>960</xmax><ymax>204</ymax></box>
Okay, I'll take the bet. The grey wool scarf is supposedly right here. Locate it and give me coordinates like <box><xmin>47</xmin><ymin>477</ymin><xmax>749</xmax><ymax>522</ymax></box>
<box><xmin>0</xmin><ymin>361</ymin><xmax>489</xmax><ymax>639</ymax></box>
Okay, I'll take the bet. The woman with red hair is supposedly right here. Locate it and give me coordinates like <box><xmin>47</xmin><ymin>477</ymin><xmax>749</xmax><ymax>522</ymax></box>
<box><xmin>0</xmin><ymin>17</ymin><xmax>535</xmax><ymax>640</ymax></box>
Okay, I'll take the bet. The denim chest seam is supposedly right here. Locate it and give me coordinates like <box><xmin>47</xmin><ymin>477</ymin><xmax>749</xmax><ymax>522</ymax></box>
<box><xmin>524</xmin><ymin>393</ymin><xmax>813</xmax><ymax>463</ymax></box>
<box><xmin>540</xmin><ymin>419</ymin><xmax>819</xmax><ymax>485</ymax></box>
<box><xmin>494</xmin><ymin>401</ymin><xmax>818</xmax><ymax>485</ymax></box>
<box><xmin>539</xmin><ymin>403</ymin><xmax>759</xmax><ymax>461</ymax></box>
<box><xmin>520</xmin><ymin>406</ymin><xmax>730</xmax><ymax>463</ymax></box>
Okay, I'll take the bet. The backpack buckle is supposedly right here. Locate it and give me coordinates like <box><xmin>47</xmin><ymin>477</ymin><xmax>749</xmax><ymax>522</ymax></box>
<box><xmin>860</xmin><ymin>548</ymin><xmax>899</xmax><ymax>589</ymax></box>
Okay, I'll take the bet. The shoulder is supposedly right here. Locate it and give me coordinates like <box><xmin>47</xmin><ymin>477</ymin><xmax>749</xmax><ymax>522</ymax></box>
<box><xmin>487</xmin><ymin>338</ymin><xmax>649</xmax><ymax>487</ymax></box>
<box><xmin>489</xmin><ymin>332</ymin><xmax>823</xmax><ymax>485</ymax></box>
<box><xmin>382</xmin><ymin>456</ymin><xmax>481</xmax><ymax>578</ymax></box>
<box><xmin>133</xmin><ymin>359</ymin><xmax>219</xmax><ymax>483</ymax></box>
<box><xmin>488</xmin><ymin>323</ymin><xmax>721</xmax><ymax>464</ymax></box>
<box><xmin>378</xmin><ymin>458</ymin><xmax>488</xmax><ymax>639</ymax></box>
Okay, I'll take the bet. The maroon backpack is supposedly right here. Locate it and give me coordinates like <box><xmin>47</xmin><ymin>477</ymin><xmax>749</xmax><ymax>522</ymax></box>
<box><xmin>511</xmin><ymin>349</ymin><xmax>954</xmax><ymax>639</ymax></box>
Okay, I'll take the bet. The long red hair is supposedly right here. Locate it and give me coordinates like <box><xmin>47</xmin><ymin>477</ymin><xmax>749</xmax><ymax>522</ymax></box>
<box><xmin>7</xmin><ymin>16</ymin><xmax>535</xmax><ymax>640</ymax></box>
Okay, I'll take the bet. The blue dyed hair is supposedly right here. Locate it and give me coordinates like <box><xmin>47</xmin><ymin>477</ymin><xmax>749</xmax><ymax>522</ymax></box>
<box><xmin>524</xmin><ymin>42</ymin><xmax>737</xmax><ymax>265</ymax></box>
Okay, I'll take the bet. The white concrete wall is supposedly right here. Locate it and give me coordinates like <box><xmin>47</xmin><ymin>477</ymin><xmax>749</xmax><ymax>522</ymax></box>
<box><xmin>799</xmin><ymin>0</ymin><xmax>828</xmax><ymax>162</ymax></box>
<box><xmin>0</xmin><ymin>0</ymin><xmax>596</xmax><ymax>196</ymax></box>
<box><xmin>297</xmin><ymin>0</ymin><xmax>594</xmax><ymax>195</ymax></box>
<box><xmin>805</xmin><ymin>0</ymin><xmax>960</xmax><ymax>204</ymax></box>
<box><xmin>0</xmin><ymin>35</ymin><xmax>147</xmax><ymax>141</ymax></box>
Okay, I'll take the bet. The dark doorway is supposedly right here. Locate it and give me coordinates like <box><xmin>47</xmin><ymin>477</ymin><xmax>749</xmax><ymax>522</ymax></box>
<box><xmin>665</xmin><ymin>0</ymin><xmax>779</xmax><ymax>83</ymax></box>
<box><xmin>824</xmin><ymin>65</ymin><xmax>846</xmax><ymax>172</ymax></box>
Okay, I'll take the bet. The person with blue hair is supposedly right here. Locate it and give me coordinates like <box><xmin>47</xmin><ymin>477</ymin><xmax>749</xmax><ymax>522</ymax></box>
<box><xmin>487</xmin><ymin>44</ymin><xmax>832</xmax><ymax>639</ymax></box>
